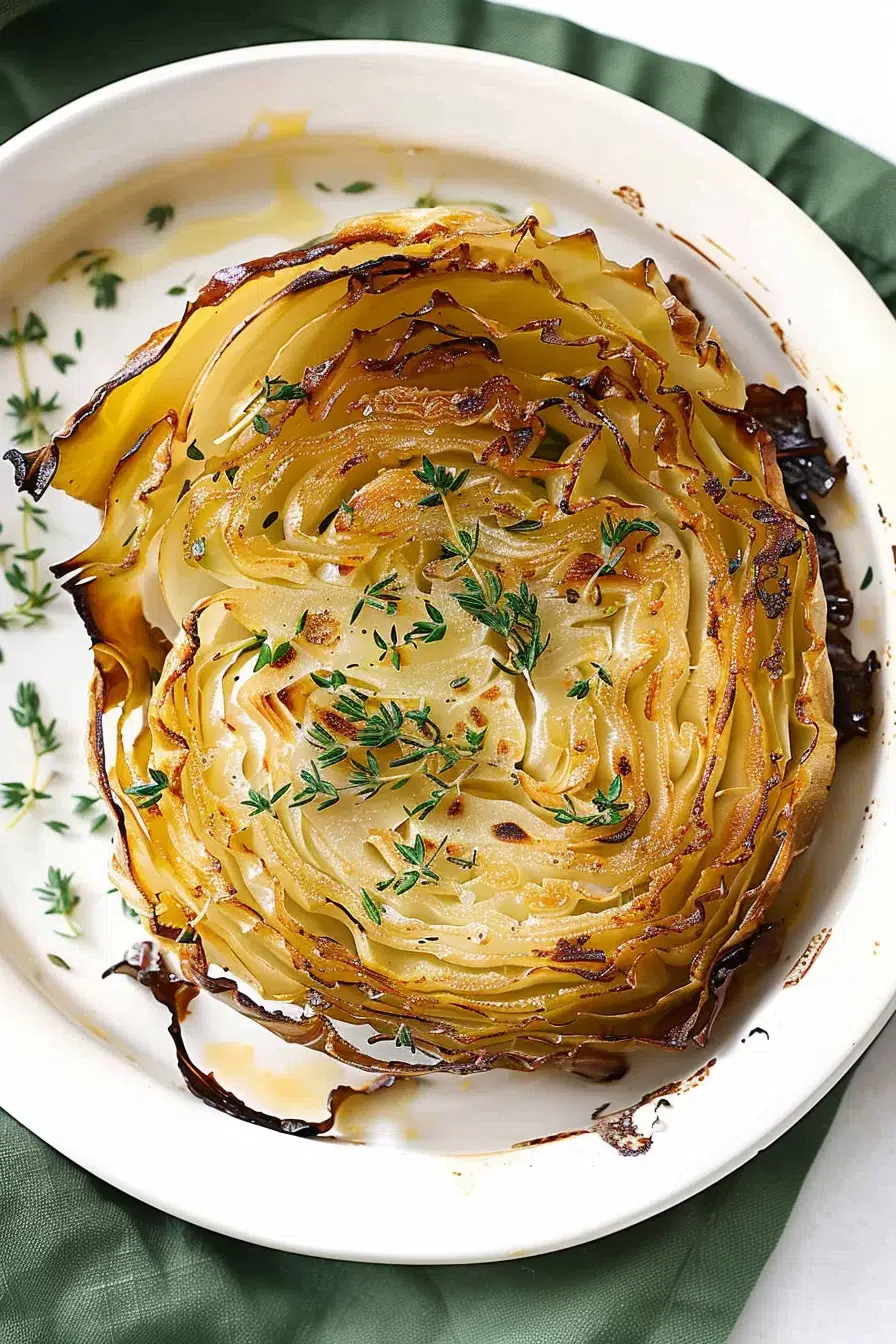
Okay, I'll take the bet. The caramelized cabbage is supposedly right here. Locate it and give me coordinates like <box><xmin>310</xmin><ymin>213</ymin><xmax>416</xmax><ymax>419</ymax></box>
<box><xmin>24</xmin><ymin>209</ymin><xmax>836</xmax><ymax>1074</ymax></box>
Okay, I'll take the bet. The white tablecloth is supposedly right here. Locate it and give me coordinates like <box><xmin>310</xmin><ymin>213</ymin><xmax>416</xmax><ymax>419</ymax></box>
<box><xmin>489</xmin><ymin>1</ymin><xmax>896</xmax><ymax>1338</ymax></box>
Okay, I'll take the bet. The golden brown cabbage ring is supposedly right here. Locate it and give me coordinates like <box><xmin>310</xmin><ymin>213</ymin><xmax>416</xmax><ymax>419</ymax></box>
<box><xmin>10</xmin><ymin>209</ymin><xmax>835</xmax><ymax>1076</ymax></box>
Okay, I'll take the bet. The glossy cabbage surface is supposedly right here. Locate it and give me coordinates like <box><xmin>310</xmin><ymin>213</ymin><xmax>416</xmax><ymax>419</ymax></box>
<box><xmin>41</xmin><ymin>209</ymin><xmax>836</xmax><ymax>1074</ymax></box>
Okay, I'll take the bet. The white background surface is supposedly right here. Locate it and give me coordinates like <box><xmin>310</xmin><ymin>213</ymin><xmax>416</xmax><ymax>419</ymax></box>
<box><xmin>491</xmin><ymin>1</ymin><xmax>896</xmax><ymax>1340</ymax></box>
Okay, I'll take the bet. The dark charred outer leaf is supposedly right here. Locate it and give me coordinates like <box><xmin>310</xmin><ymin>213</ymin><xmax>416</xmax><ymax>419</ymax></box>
<box><xmin>746</xmin><ymin>383</ymin><xmax>878</xmax><ymax>741</ymax></box>
<box><xmin>104</xmin><ymin>944</ymin><xmax>393</xmax><ymax>1138</ymax></box>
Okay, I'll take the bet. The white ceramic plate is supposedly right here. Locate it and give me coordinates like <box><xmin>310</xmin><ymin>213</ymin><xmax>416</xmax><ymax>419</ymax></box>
<box><xmin>0</xmin><ymin>41</ymin><xmax>893</xmax><ymax>1264</ymax></box>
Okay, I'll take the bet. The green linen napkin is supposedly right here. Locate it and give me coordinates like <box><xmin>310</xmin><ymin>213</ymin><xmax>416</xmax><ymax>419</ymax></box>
<box><xmin>0</xmin><ymin>2</ymin><xmax>891</xmax><ymax>1340</ymax></box>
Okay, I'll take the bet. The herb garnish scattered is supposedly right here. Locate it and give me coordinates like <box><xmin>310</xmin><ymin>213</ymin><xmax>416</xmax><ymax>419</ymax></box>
<box><xmin>0</xmin><ymin>308</ymin><xmax>75</xmax><ymax>379</ymax></box>
<box><xmin>350</xmin><ymin>572</ymin><xmax>402</xmax><ymax>623</ymax></box>
<box><xmin>35</xmin><ymin>866</ymin><xmax>79</xmax><ymax>937</ymax></box>
<box><xmin>167</xmin><ymin>274</ymin><xmax>194</xmax><ymax>297</ymax></box>
<box><xmin>440</xmin><ymin>520</ymin><xmax>480</xmax><ymax>573</ymax></box>
<box><xmin>291</xmin><ymin>759</ymin><xmax>342</xmax><ymax>810</ymax></box>
<box><xmin>455</xmin><ymin>573</ymin><xmax>549</xmax><ymax>683</ymax></box>
<box><xmin>242</xmin><ymin>784</ymin><xmax>291</xmax><ymax>816</ymax></box>
<box><xmin>373</xmin><ymin>625</ymin><xmax>404</xmax><ymax>670</ymax></box>
<box><xmin>145</xmin><ymin>204</ymin><xmax>175</xmax><ymax>231</ymax></box>
<box><xmin>124</xmin><ymin>767</ymin><xmax>169</xmax><ymax>810</ymax></box>
<box><xmin>310</xmin><ymin>668</ymin><xmax>347</xmax><ymax>691</ymax></box>
<box><xmin>72</xmin><ymin>793</ymin><xmax>101</xmax><ymax>814</ymax></box>
<box><xmin>415</xmin><ymin>456</ymin><xmax>469</xmax><ymax>507</ymax></box>
<box><xmin>293</xmin><ymin>686</ymin><xmax>485</xmax><ymax>818</ymax></box>
<box><xmin>0</xmin><ymin>500</ymin><xmax>56</xmax><ymax>630</ymax></box>
<box><xmin>360</xmin><ymin>888</ymin><xmax>383</xmax><ymax>924</ymax></box>
<box><xmin>567</xmin><ymin>662</ymin><xmax>612</xmax><ymax>700</ymax></box>
<box><xmin>394</xmin><ymin>1023</ymin><xmax>416</xmax><ymax>1051</ymax></box>
<box><xmin>306</xmin><ymin>721</ymin><xmax>349</xmax><ymax>769</ymax></box>
<box><xmin>214</xmin><ymin>375</ymin><xmax>306</xmax><ymax>447</ymax></box>
<box><xmin>597</xmin><ymin>515</ymin><xmax>660</xmax><ymax>576</ymax></box>
<box><xmin>378</xmin><ymin>834</ymin><xmax>447</xmax><ymax>895</ymax></box>
<box><xmin>2</xmin><ymin>682</ymin><xmax>59</xmax><ymax>827</ymax></box>
<box><xmin>546</xmin><ymin>775</ymin><xmax>628</xmax><ymax>828</ymax></box>
<box><xmin>77</xmin><ymin>252</ymin><xmax>125</xmax><ymax>308</ymax></box>
<box><xmin>1</xmin><ymin>780</ymin><xmax>50</xmax><ymax>813</ymax></box>
<box><xmin>446</xmin><ymin>848</ymin><xmax>478</xmax><ymax>871</ymax></box>
<box><xmin>343</xmin><ymin>181</ymin><xmax>376</xmax><ymax>194</ymax></box>
<box><xmin>860</xmin><ymin>566</ymin><xmax>873</xmax><ymax>590</ymax></box>
<box><xmin>46</xmin><ymin>953</ymin><xmax>70</xmax><ymax>970</ymax></box>
<box><xmin>247</xmin><ymin>631</ymin><xmax>292</xmax><ymax>671</ymax></box>
<box><xmin>405</xmin><ymin>602</ymin><xmax>447</xmax><ymax>645</ymax></box>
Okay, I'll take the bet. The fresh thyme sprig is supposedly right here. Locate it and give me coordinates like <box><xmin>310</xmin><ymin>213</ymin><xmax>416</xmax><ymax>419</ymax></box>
<box><xmin>439</xmin><ymin>520</ymin><xmax>480</xmax><ymax>574</ymax></box>
<box><xmin>2</xmin><ymin>780</ymin><xmax>50</xmax><ymax>812</ymax></box>
<box><xmin>124</xmin><ymin>767</ymin><xmax>169</xmax><ymax>810</ymax></box>
<box><xmin>35</xmin><ymin>866</ymin><xmax>80</xmax><ymax>937</ymax></box>
<box><xmin>414</xmin><ymin>456</ymin><xmax>484</xmax><ymax>586</ymax></box>
<box><xmin>373</xmin><ymin>624</ymin><xmax>404</xmax><ymax>670</ymax></box>
<box><xmin>389</xmin><ymin>724</ymin><xmax>485</xmax><ymax>771</ymax></box>
<box><xmin>295</xmin><ymin>688</ymin><xmax>486</xmax><ymax>816</ymax></box>
<box><xmin>401</xmin><ymin>775</ymin><xmax>450</xmax><ymax>821</ymax></box>
<box><xmin>263</xmin><ymin>375</ymin><xmax>306</xmax><ymax>403</ymax></box>
<box><xmin>346</xmin><ymin>750</ymin><xmax>406</xmax><ymax>802</ymax></box>
<box><xmin>1</xmin><ymin>310</ymin><xmax>61</xmax><ymax>632</ymax></box>
<box><xmin>394</xmin><ymin>1023</ymin><xmax>416</xmax><ymax>1051</ymax></box>
<box><xmin>145</xmin><ymin>204</ymin><xmax>174</xmax><ymax>231</ymax></box>
<box><xmin>567</xmin><ymin>662</ymin><xmax>613</xmax><ymax>700</ymax></box>
<box><xmin>546</xmin><ymin>775</ymin><xmax>628</xmax><ymax>828</ymax></box>
<box><xmin>54</xmin><ymin>249</ymin><xmax>124</xmax><ymax>307</ymax></box>
<box><xmin>252</xmin><ymin>632</ymin><xmax>292</xmax><ymax>671</ymax></box>
<box><xmin>360</xmin><ymin>888</ymin><xmax>383</xmax><ymax>925</ymax></box>
<box><xmin>1</xmin><ymin>308</ymin><xmax>76</xmax><ymax>379</ymax></box>
<box><xmin>4</xmin><ymin>681</ymin><xmax>59</xmax><ymax>828</ymax></box>
<box><xmin>80</xmin><ymin>251</ymin><xmax>124</xmax><ymax>308</ymax></box>
<box><xmin>377</xmin><ymin>834</ymin><xmax>447</xmax><ymax>895</ymax></box>
<box><xmin>213</xmin><ymin>373</ymin><xmax>307</xmax><ymax>446</ymax></box>
<box><xmin>310</xmin><ymin>668</ymin><xmax>347</xmax><ymax>691</ymax></box>
<box><xmin>51</xmin><ymin>792</ymin><xmax>109</xmax><ymax>835</ymax></box>
<box><xmin>290</xmin><ymin>759</ymin><xmax>341</xmax><ymax>810</ymax></box>
<box><xmin>405</xmin><ymin>602</ymin><xmax>447</xmax><ymax>645</ymax></box>
<box><xmin>414</xmin><ymin>456</ymin><xmax>469</xmax><ymax>507</ymax></box>
<box><xmin>350</xmin><ymin>573</ymin><xmax>402</xmax><ymax>624</ymax></box>
<box><xmin>597</xmin><ymin>516</ymin><xmax>660</xmax><ymax>576</ymax></box>
<box><xmin>353</xmin><ymin>699</ymin><xmax>405</xmax><ymax>748</ymax></box>
<box><xmin>454</xmin><ymin>573</ymin><xmax>549</xmax><ymax>683</ymax></box>
<box><xmin>241</xmin><ymin>783</ymin><xmax>290</xmax><ymax>816</ymax></box>
<box><xmin>6</xmin><ymin>387</ymin><xmax>59</xmax><ymax>445</ymax></box>
<box><xmin>0</xmin><ymin>505</ymin><xmax>57</xmax><ymax>629</ymax></box>
<box><xmin>306</xmin><ymin>721</ymin><xmax>349</xmax><ymax>768</ymax></box>
<box><xmin>446</xmin><ymin>847</ymin><xmax>479</xmax><ymax>871</ymax></box>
